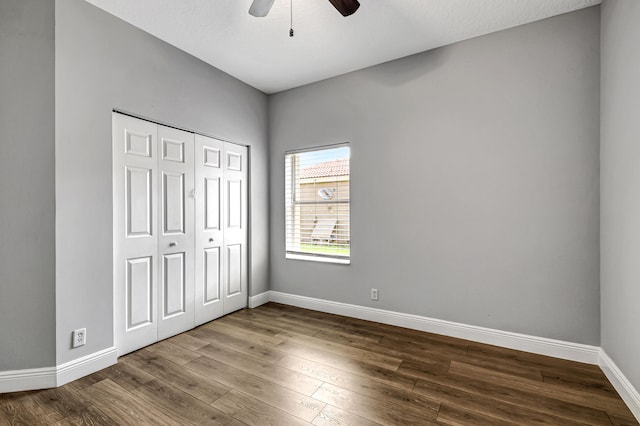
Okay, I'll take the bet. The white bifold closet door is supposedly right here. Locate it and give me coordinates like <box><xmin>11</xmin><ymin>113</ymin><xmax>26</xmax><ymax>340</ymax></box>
<box><xmin>113</xmin><ymin>115</ymin><xmax>159</xmax><ymax>356</ymax></box>
<box><xmin>113</xmin><ymin>113</ymin><xmax>248</xmax><ymax>357</ymax></box>
<box><xmin>194</xmin><ymin>135</ymin><xmax>249</xmax><ymax>325</ymax></box>
<box><xmin>157</xmin><ymin>125</ymin><xmax>195</xmax><ymax>341</ymax></box>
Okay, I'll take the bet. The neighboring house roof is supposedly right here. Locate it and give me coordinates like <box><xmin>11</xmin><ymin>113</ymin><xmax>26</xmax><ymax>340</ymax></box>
<box><xmin>300</xmin><ymin>159</ymin><xmax>349</xmax><ymax>179</ymax></box>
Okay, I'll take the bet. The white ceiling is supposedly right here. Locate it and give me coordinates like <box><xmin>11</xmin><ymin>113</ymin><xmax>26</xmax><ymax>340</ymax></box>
<box><xmin>83</xmin><ymin>0</ymin><xmax>601</xmax><ymax>94</ymax></box>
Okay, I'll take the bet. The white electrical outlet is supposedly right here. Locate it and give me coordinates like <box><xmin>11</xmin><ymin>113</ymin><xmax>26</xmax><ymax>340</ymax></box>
<box><xmin>371</xmin><ymin>288</ymin><xmax>379</xmax><ymax>301</ymax></box>
<box><xmin>72</xmin><ymin>328</ymin><xmax>86</xmax><ymax>348</ymax></box>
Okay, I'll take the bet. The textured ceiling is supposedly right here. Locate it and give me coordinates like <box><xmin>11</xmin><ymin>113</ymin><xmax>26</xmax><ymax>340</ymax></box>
<box><xmin>83</xmin><ymin>0</ymin><xmax>601</xmax><ymax>94</ymax></box>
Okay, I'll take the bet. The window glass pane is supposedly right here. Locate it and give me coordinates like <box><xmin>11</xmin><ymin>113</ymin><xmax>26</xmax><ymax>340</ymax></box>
<box><xmin>285</xmin><ymin>145</ymin><xmax>350</xmax><ymax>263</ymax></box>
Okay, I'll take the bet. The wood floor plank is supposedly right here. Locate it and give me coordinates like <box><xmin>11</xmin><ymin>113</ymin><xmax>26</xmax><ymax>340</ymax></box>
<box><xmin>312</xmin><ymin>382</ymin><xmax>439</xmax><ymax>425</ymax></box>
<box><xmin>276</xmin><ymin>330</ymin><xmax>403</xmax><ymax>370</ymax></box>
<box><xmin>436</xmin><ymin>403</ymin><xmax>517</xmax><ymax>426</ymax></box>
<box><xmin>216</xmin><ymin>314</ymin><xmax>288</xmax><ymax>338</ymax></box>
<box><xmin>310</xmin><ymin>317</ymin><xmax>389</xmax><ymax>342</ymax></box>
<box><xmin>131</xmin><ymin>379</ymin><xmax>242</xmax><ymax>425</ymax></box>
<box><xmin>144</xmin><ymin>339</ymin><xmax>201</xmax><ymax>366</ymax></box>
<box><xmin>185</xmin><ymin>354</ymin><xmax>326</xmax><ymax>421</ymax></box>
<box><xmin>310</xmin><ymin>329</ymin><xmax>384</xmax><ymax>347</ymax></box>
<box><xmin>82</xmin><ymin>379</ymin><xmax>179</xmax><ymax>425</ymax></box>
<box><xmin>276</xmin><ymin>306</ymin><xmax>459</xmax><ymax>347</ymax></box>
<box><xmin>29</xmin><ymin>387</ymin><xmax>90</xmax><ymax>423</ymax></box>
<box><xmin>0</xmin><ymin>392</ymin><xmax>54</xmax><ymax>426</ymax></box>
<box><xmin>62</xmin><ymin>373</ymin><xmax>104</xmax><ymax>393</ymax></box>
<box><xmin>276</xmin><ymin>308</ymin><xmax>390</xmax><ymax>340</ymax></box>
<box><xmin>278</xmin><ymin>305</ymin><xmax>402</xmax><ymax>342</ymax></box>
<box><xmin>212</xmin><ymin>389</ymin><xmax>309</xmax><ymax>426</ymax></box>
<box><xmin>231</xmin><ymin>310</ymin><xmax>335</xmax><ymax>338</ymax></box>
<box><xmin>414</xmin><ymin>378</ymin><xmax>590</xmax><ymax>426</ymax></box>
<box><xmin>251</xmin><ymin>302</ymin><xmax>295</xmax><ymax>314</ymax></box>
<box><xmin>82</xmin><ymin>360</ymin><xmax>156</xmax><ymax>392</ymax></box>
<box><xmin>380</xmin><ymin>330</ymin><xmax>469</xmax><ymax>353</ymax></box>
<box><xmin>121</xmin><ymin>348</ymin><xmax>230</xmax><ymax>404</ymax></box>
<box><xmin>541</xmin><ymin>367</ymin><xmax>620</xmax><ymax>398</ymax></box>
<box><xmin>464</xmin><ymin>342</ymin><xmax>584</xmax><ymax>381</ymax></box>
<box><xmin>412</xmin><ymin>361</ymin><xmax>614</xmax><ymax>425</ymax></box>
<box><xmin>540</xmin><ymin>362</ymin><xmax>616</xmax><ymax>383</ymax></box>
<box><xmin>456</xmin><ymin>348</ymin><xmax>545</xmax><ymax>382</ymax></box>
<box><xmin>189</xmin><ymin>325</ymin><xmax>287</xmax><ymax>363</ymax></box>
<box><xmin>234</xmin><ymin>305</ymin><xmax>284</xmax><ymax>319</ymax></box>
<box><xmin>277</xmin><ymin>355</ymin><xmax>440</xmax><ymax>414</ymax></box>
<box><xmin>325</xmin><ymin>332</ymin><xmax>456</xmax><ymax>373</ymax></box>
<box><xmin>275</xmin><ymin>312</ymin><xmax>386</xmax><ymax>342</ymax></box>
<box><xmin>609</xmin><ymin>412</ymin><xmax>640</xmax><ymax>426</ymax></box>
<box><xmin>396</xmin><ymin>359</ymin><xmax>454</xmax><ymax>380</ymax></box>
<box><xmin>166</xmin><ymin>332</ymin><xmax>209</xmax><ymax>352</ymax></box>
<box><xmin>54</xmin><ymin>405</ymin><xmax>119</xmax><ymax>426</ymax></box>
<box><xmin>15</xmin><ymin>393</ymin><xmax>57</xmax><ymax>424</ymax></box>
<box><xmin>313</xmin><ymin>404</ymin><xmax>382</xmax><ymax>426</ymax></box>
<box><xmin>266</xmin><ymin>303</ymin><xmax>343</xmax><ymax>322</ymax></box>
<box><xmin>517</xmin><ymin>349</ymin><xmax>605</xmax><ymax>373</ymax></box>
<box><xmin>276</xmin><ymin>340</ymin><xmax>416</xmax><ymax>391</ymax></box>
<box><xmin>378</xmin><ymin>334</ymin><xmax>468</xmax><ymax>361</ymax></box>
<box><xmin>466</xmin><ymin>341</ymin><xmax>522</xmax><ymax>360</ymax></box>
<box><xmin>449</xmin><ymin>360</ymin><xmax>631</xmax><ymax>415</ymax></box>
<box><xmin>196</xmin><ymin>342</ymin><xmax>324</xmax><ymax>396</ymax></box>
<box><xmin>203</xmin><ymin>319</ymin><xmax>285</xmax><ymax>347</ymax></box>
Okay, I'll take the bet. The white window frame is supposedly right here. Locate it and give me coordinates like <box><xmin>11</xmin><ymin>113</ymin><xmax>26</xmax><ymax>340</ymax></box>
<box><xmin>285</xmin><ymin>143</ymin><xmax>351</xmax><ymax>265</ymax></box>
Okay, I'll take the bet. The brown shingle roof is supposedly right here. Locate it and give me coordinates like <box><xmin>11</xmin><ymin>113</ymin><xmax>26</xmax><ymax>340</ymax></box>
<box><xmin>299</xmin><ymin>159</ymin><xmax>349</xmax><ymax>179</ymax></box>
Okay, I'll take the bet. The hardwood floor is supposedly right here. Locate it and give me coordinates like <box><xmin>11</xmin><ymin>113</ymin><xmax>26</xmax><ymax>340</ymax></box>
<box><xmin>1</xmin><ymin>303</ymin><xmax>637</xmax><ymax>425</ymax></box>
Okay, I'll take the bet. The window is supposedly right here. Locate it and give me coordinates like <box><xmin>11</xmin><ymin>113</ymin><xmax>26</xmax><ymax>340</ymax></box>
<box><xmin>285</xmin><ymin>144</ymin><xmax>350</xmax><ymax>264</ymax></box>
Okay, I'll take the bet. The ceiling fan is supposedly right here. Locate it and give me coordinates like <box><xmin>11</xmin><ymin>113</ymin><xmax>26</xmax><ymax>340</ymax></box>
<box><xmin>249</xmin><ymin>0</ymin><xmax>360</xmax><ymax>18</ymax></box>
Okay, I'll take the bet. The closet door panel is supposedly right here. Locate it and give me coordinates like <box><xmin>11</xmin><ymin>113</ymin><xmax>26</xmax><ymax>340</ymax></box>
<box><xmin>226</xmin><ymin>244</ymin><xmax>242</xmax><ymax>296</ymax></box>
<box><xmin>205</xmin><ymin>177</ymin><xmax>221</xmax><ymax>230</ymax></box>
<box><xmin>113</xmin><ymin>113</ymin><xmax>159</xmax><ymax>357</ymax></box>
<box><xmin>157</xmin><ymin>125</ymin><xmax>195</xmax><ymax>340</ymax></box>
<box><xmin>162</xmin><ymin>172</ymin><xmax>185</xmax><ymax>234</ymax></box>
<box><xmin>222</xmin><ymin>143</ymin><xmax>248</xmax><ymax>314</ymax></box>
<box><xmin>195</xmin><ymin>134</ymin><xmax>224</xmax><ymax>325</ymax></box>
<box><xmin>204</xmin><ymin>247</ymin><xmax>221</xmax><ymax>303</ymax></box>
<box><xmin>126</xmin><ymin>256</ymin><xmax>153</xmax><ymax>329</ymax></box>
<box><xmin>126</xmin><ymin>167</ymin><xmax>153</xmax><ymax>237</ymax></box>
<box><xmin>163</xmin><ymin>252</ymin><xmax>185</xmax><ymax>317</ymax></box>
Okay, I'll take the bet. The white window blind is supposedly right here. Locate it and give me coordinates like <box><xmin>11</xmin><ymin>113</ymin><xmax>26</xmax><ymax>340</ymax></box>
<box><xmin>285</xmin><ymin>144</ymin><xmax>350</xmax><ymax>263</ymax></box>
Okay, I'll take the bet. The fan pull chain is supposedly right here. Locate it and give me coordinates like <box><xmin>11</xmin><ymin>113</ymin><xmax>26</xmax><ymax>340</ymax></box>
<box><xmin>289</xmin><ymin>0</ymin><xmax>294</xmax><ymax>37</ymax></box>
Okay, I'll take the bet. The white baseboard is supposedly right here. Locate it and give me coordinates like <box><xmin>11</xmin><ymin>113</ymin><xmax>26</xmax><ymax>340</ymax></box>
<box><xmin>56</xmin><ymin>346</ymin><xmax>117</xmax><ymax>387</ymax></box>
<box><xmin>249</xmin><ymin>291</ymin><xmax>271</xmax><ymax>308</ymax></box>
<box><xmin>0</xmin><ymin>347</ymin><xmax>117</xmax><ymax>393</ymax></box>
<box><xmin>599</xmin><ymin>350</ymin><xmax>640</xmax><ymax>421</ymax></box>
<box><xmin>268</xmin><ymin>291</ymin><xmax>600</xmax><ymax>364</ymax></box>
<box><xmin>0</xmin><ymin>366</ymin><xmax>57</xmax><ymax>393</ymax></box>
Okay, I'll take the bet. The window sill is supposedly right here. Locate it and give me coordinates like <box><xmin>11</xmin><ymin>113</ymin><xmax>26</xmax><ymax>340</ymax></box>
<box><xmin>286</xmin><ymin>253</ymin><xmax>350</xmax><ymax>265</ymax></box>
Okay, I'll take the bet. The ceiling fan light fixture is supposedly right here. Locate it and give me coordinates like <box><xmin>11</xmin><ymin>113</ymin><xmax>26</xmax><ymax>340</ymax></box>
<box><xmin>249</xmin><ymin>0</ymin><xmax>360</xmax><ymax>19</ymax></box>
<box><xmin>327</xmin><ymin>0</ymin><xmax>360</xmax><ymax>17</ymax></box>
<box><xmin>248</xmin><ymin>0</ymin><xmax>275</xmax><ymax>17</ymax></box>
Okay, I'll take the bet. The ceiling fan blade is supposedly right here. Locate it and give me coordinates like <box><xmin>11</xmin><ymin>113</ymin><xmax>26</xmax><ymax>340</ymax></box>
<box><xmin>249</xmin><ymin>0</ymin><xmax>275</xmax><ymax>17</ymax></box>
<box><xmin>327</xmin><ymin>0</ymin><xmax>360</xmax><ymax>17</ymax></box>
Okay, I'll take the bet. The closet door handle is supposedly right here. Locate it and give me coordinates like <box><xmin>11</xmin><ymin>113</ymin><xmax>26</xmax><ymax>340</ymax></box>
<box><xmin>169</xmin><ymin>242</ymin><xmax>177</xmax><ymax>247</ymax></box>
<box><xmin>209</xmin><ymin>238</ymin><xmax>214</xmax><ymax>243</ymax></box>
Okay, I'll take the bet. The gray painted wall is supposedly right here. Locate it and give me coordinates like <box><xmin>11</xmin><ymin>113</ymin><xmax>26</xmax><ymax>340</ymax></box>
<box><xmin>55</xmin><ymin>0</ymin><xmax>269</xmax><ymax>364</ymax></box>
<box><xmin>601</xmin><ymin>0</ymin><xmax>640</xmax><ymax>393</ymax></box>
<box><xmin>269</xmin><ymin>7</ymin><xmax>601</xmax><ymax>344</ymax></box>
<box><xmin>0</xmin><ymin>0</ymin><xmax>56</xmax><ymax>370</ymax></box>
